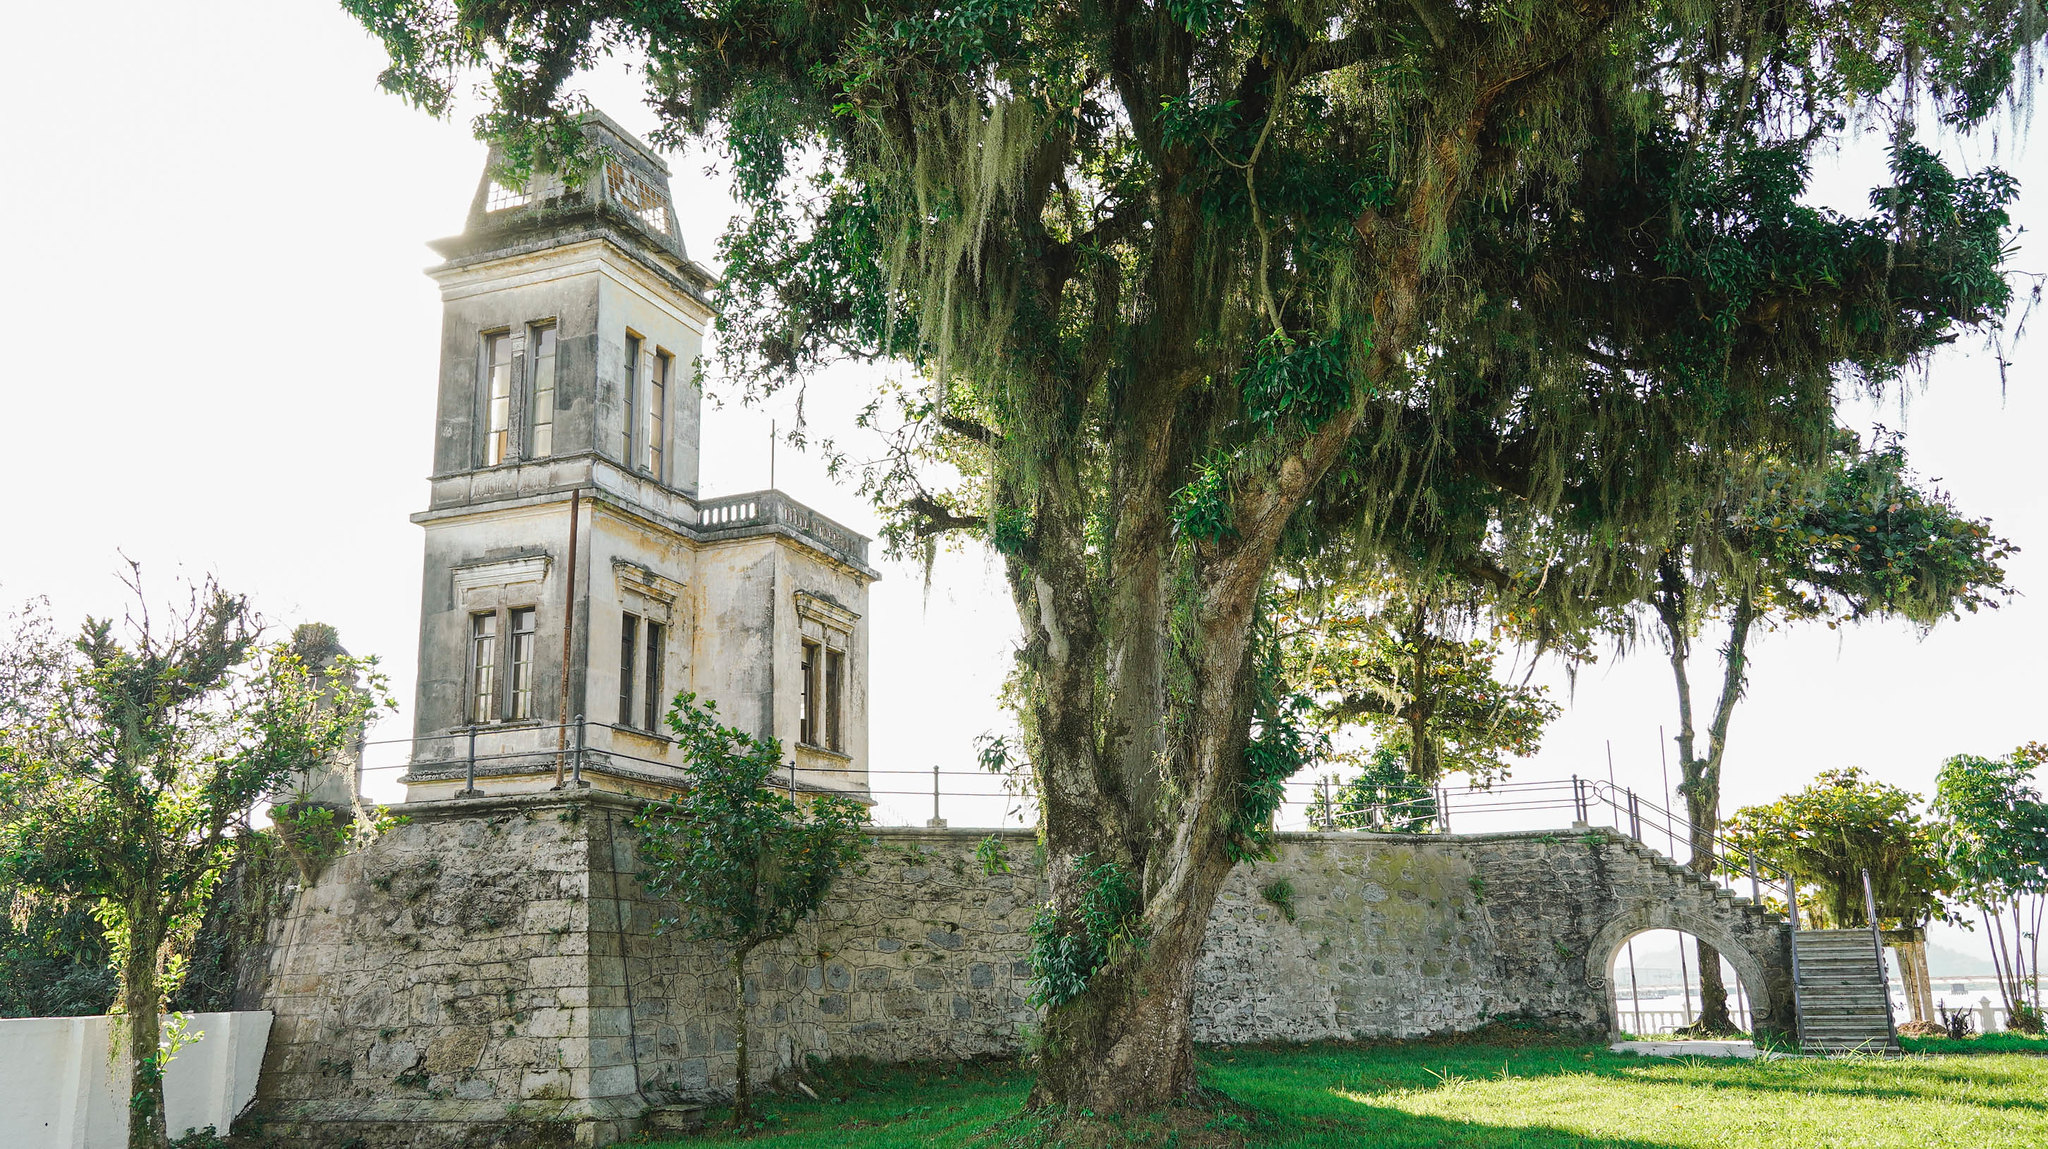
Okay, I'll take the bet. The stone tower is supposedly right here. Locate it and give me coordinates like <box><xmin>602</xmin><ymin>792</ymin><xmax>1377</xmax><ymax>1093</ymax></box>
<box><xmin>402</xmin><ymin>111</ymin><xmax>876</xmax><ymax>801</ymax></box>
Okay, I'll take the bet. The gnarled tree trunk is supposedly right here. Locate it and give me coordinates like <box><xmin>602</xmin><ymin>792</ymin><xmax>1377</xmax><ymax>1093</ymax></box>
<box><xmin>122</xmin><ymin>903</ymin><xmax>169</xmax><ymax>1149</ymax></box>
<box><xmin>1659</xmin><ymin>565</ymin><xmax>1756</xmax><ymax>1034</ymax></box>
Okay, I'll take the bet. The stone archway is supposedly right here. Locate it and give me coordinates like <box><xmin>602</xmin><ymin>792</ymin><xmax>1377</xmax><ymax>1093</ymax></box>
<box><xmin>1585</xmin><ymin>905</ymin><xmax>1792</xmax><ymax>1042</ymax></box>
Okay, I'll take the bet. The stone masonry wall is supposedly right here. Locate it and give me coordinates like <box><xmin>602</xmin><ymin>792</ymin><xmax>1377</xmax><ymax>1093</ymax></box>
<box><xmin>242</xmin><ymin>791</ymin><xmax>1790</xmax><ymax>1147</ymax></box>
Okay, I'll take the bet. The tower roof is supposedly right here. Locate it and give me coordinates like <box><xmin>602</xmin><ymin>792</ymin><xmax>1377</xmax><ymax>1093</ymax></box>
<box><xmin>429</xmin><ymin>110</ymin><xmax>715</xmax><ymax>299</ymax></box>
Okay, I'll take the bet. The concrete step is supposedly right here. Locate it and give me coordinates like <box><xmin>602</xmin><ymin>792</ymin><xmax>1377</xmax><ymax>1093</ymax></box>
<box><xmin>643</xmin><ymin>1105</ymin><xmax>706</xmax><ymax>1134</ymax></box>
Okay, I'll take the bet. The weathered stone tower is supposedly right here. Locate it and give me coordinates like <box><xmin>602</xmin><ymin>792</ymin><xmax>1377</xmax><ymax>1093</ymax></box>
<box><xmin>402</xmin><ymin>110</ymin><xmax>876</xmax><ymax>801</ymax></box>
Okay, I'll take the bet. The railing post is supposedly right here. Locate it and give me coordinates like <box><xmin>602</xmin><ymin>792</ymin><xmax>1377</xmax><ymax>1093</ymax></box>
<box><xmin>928</xmin><ymin>764</ymin><xmax>946</xmax><ymax>829</ymax></box>
<box><xmin>1862</xmin><ymin>868</ymin><xmax>1900</xmax><ymax>1041</ymax></box>
<box><xmin>1321</xmin><ymin>776</ymin><xmax>1334</xmax><ymax>831</ymax></box>
<box><xmin>1437</xmin><ymin>784</ymin><xmax>1450</xmax><ymax>834</ymax></box>
<box><xmin>1785</xmin><ymin>868</ymin><xmax>1803</xmax><ymax>1040</ymax></box>
<box><xmin>1747</xmin><ymin>855</ymin><xmax>1761</xmax><ymax>905</ymax></box>
<box><xmin>571</xmin><ymin>714</ymin><xmax>585</xmax><ymax>786</ymax></box>
<box><xmin>459</xmin><ymin>724</ymin><xmax>480</xmax><ymax>796</ymax></box>
<box><xmin>1628</xmin><ymin>790</ymin><xmax>1641</xmax><ymax>842</ymax></box>
<box><xmin>1571</xmin><ymin>775</ymin><xmax>1587</xmax><ymax>826</ymax></box>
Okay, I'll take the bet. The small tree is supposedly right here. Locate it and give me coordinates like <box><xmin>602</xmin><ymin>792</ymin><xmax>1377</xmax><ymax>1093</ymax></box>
<box><xmin>0</xmin><ymin>575</ymin><xmax>387</xmax><ymax>1149</ymax></box>
<box><xmin>1725</xmin><ymin>768</ymin><xmax>1953</xmax><ymax>929</ymax></box>
<box><xmin>1725</xmin><ymin>767</ymin><xmax>1955</xmax><ymax>1024</ymax></box>
<box><xmin>1933</xmin><ymin>745</ymin><xmax>2048</xmax><ymax>1031</ymax></box>
<box><xmin>1278</xmin><ymin>574</ymin><xmax>1565</xmax><ymax>791</ymax></box>
<box><xmin>633</xmin><ymin>695</ymin><xmax>868</xmax><ymax>1126</ymax></box>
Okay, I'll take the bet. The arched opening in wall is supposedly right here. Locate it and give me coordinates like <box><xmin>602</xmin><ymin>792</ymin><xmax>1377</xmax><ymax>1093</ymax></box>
<box><xmin>1610</xmin><ymin>928</ymin><xmax>1753</xmax><ymax>1036</ymax></box>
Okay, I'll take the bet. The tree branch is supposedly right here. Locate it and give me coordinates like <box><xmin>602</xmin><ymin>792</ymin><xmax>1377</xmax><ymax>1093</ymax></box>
<box><xmin>906</xmin><ymin>494</ymin><xmax>988</xmax><ymax>538</ymax></box>
<box><xmin>938</xmin><ymin>414</ymin><xmax>1004</xmax><ymax>451</ymax></box>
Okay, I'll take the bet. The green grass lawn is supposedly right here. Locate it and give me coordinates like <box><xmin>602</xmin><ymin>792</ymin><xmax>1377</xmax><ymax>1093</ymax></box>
<box><xmin>1900</xmin><ymin>1031</ymin><xmax>2048</xmax><ymax>1056</ymax></box>
<box><xmin>648</xmin><ymin>1038</ymin><xmax>2048</xmax><ymax>1148</ymax></box>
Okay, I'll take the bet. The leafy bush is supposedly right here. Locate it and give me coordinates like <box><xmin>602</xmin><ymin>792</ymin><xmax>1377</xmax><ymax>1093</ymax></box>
<box><xmin>1259</xmin><ymin>878</ymin><xmax>1297</xmax><ymax>922</ymax></box>
<box><xmin>2009</xmin><ymin>1002</ymin><xmax>2046</xmax><ymax>1035</ymax></box>
<box><xmin>1937</xmin><ymin>1001</ymin><xmax>1976</xmax><ymax>1040</ymax></box>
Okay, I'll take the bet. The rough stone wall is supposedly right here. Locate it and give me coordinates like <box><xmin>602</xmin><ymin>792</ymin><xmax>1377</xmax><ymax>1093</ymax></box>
<box><xmin>242</xmin><ymin>792</ymin><xmax>1789</xmax><ymax>1147</ymax></box>
<box><xmin>250</xmin><ymin>796</ymin><xmax>640</xmax><ymax>1148</ymax></box>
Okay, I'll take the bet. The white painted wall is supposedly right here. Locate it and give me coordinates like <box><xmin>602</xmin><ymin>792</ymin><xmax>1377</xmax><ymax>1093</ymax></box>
<box><xmin>0</xmin><ymin>1011</ymin><xmax>270</xmax><ymax>1148</ymax></box>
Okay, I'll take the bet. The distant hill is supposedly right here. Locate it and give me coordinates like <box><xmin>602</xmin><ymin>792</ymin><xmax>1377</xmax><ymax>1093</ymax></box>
<box><xmin>1925</xmin><ymin>942</ymin><xmax>1995</xmax><ymax>976</ymax></box>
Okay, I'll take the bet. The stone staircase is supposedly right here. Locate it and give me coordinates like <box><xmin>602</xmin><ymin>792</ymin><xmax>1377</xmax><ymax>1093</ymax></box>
<box><xmin>1611</xmin><ymin>836</ymin><xmax>1778</xmax><ymax>922</ymax></box>
<box><xmin>1604</xmin><ymin>836</ymin><xmax>1901</xmax><ymax>1054</ymax></box>
<box><xmin>1793</xmin><ymin>929</ymin><xmax>1898</xmax><ymax>1054</ymax></box>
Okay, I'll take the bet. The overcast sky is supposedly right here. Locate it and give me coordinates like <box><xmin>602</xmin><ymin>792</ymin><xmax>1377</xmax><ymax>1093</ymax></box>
<box><xmin>2</xmin><ymin>3</ymin><xmax>2039</xmax><ymax>966</ymax></box>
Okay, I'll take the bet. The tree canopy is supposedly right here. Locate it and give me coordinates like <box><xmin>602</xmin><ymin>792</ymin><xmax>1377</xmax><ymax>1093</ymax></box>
<box><xmin>1725</xmin><ymin>766</ymin><xmax>1953</xmax><ymax>931</ymax></box>
<box><xmin>348</xmin><ymin>0</ymin><xmax>2044</xmax><ymax>1112</ymax></box>
<box><xmin>1277</xmin><ymin>572</ymin><xmax>1562</xmax><ymax>789</ymax></box>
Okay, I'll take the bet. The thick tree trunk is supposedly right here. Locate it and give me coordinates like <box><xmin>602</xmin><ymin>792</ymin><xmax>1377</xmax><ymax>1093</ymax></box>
<box><xmin>1029</xmin><ymin>843</ymin><xmax>1236</xmax><ymax>1111</ymax></box>
<box><xmin>1887</xmin><ymin>930</ymin><xmax>1932</xmax><ymax>1023</ymax></box>
<box><xmin>123</xmin><ymin>910</ymin><xmax>168</xmax><ymax>1149</ymax></box>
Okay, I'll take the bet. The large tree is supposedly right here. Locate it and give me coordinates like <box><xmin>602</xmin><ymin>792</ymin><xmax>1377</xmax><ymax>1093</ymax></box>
<box><xmin>1649</xmin><ymin>430</ymin><xmax>2012</xmax><ymax>1030</ymax></box>
<box><xmin>0</xmin><ymin>578</ymin><xmax>386</xmax><ymax>1149</ymax></box>
<box><xmin>347</xmin><ymin>0</ymin><xmax>2039</xmax><ymax>1112</ymax></box>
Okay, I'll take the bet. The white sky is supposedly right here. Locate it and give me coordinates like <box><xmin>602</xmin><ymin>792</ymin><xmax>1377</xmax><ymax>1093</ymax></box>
<box><xmin>1</xmin><ymin>3</ymin><xmax>2039</xmax><ymax>966</ymax></box>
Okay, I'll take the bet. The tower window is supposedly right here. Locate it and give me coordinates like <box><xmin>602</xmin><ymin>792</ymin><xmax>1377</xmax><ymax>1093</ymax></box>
<box><xmin>644</xmin><ymin>350</ymin><xmax>670</xmax><ymax>480</ymax></box>
<box><xmin>618</xmin><ymin>612</ymin><xmax>640</xmax><ymax>727</ymax></box>
<box><xmin>482</xmin><ymin>332</ymin><xmax>514</xmax><ymax>465</ymax></box>
<box><xmin>469</xmin><ymin>612</ymin><xmax>499</xmax><ymax>723</ymax></box>
<box><xmin>507</xmin><ymin>608</ymin><xmax>537</xmax><ymax>721</ymax></box>
<box><xmin>799</xmin><ymin>640</ymin><xmax>818</xmax><ymax>747</ymax></box>
<box><xmin>620</xmin><ymin>335</ymin><xmax>641</xmax><ymax>464</ymax></box>
<box><xmin>825</xmin><ymin>648</ymin><xmax>845</xmax><ymax>752</ymax></box>
<box><xmin>643</xmin><ymin>622</ymin><xmax>666</xmax><ymax>731</ymax></box>
<box><xmin>528</xmin><ymin>324</ymin><xmax>557</xmax><ymax>458</ymax></box>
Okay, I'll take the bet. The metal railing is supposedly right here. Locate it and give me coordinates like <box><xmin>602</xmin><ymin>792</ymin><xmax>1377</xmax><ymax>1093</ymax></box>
<box><xmin>352</xmin><ymin>722</ymin><xmax>1799</xmax><ymax>920</ymax></box>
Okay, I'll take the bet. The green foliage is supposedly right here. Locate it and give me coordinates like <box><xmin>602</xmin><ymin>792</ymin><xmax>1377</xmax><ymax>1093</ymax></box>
<box><xmin>988</xmin><ymin>507</ymin><xmax>1032</xmax><ymax>556</ymax></box>
<box><xmin>634</xmin><ymin>694</ymin><xmax>867</xmax><ymax>1127</ymax></box>
<box><xmin>266</xmin><ymin>801</ymin><xmax>404</xmax><ymax>886</ymax></box>
<box><xmin>1279</xmin><ymin>575</ymin><xmax>1564</xmax><ymax>790</ymax></box>
<box><xmin>1932</xmin><ymin>745</ymin><xmax>2048</xmax><ymax>904</ymax></box>
<box><xmin>1239</xmin><ymin>332</ymin><xmax>1353</xmax><ymax>434</ymax></box>
<box><xmin>1326</xmin><ymin>748</ymin><xmax>1440</xmax><ymax>834</ymax></box>
<box><xmin>1170</xmin><ymin>452</ymin><xmax>1237</xmax><ymax>545</ymax></box>
<box><xmin>0</xmin><ymin>887</ymin><xmax>117</xmax><ymax>1017</ymax></box>
<box><xmin>1228</xmin><ymin>607</ymin><xmax>1328</xmax><ymax>861</ymax></box>
<box><xmin>1736</xmin><ymin>431</ymin><xmax>2016</xmax><ymax>628</ymax></box>
<box><xmin>1724</xmin><ymin>768</ymin><xmax>1953</xmax><ymax>929</ymax></box>
<box><xmin>974</xmin><ymin>834</ymin><xmax>1012</xmax><ymax>876</ymax></box>
<box><xmin>1258</xmin><ymin>878</ymin><xmax>1297</xmax><ymax>922</ymax></box>
<box><xmin>1028</xmin><ymin>855</ymin><xmax>1144</xmax><ymax>1010</ymax></box>
<box><xmin>633</xmin><ymin>694</ymin><xmax>869</xmax><ymax>950</ymax></box>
